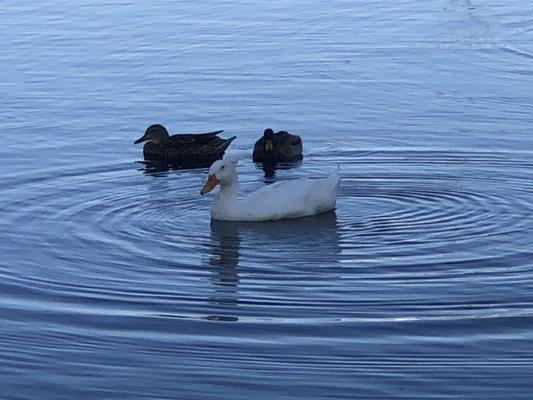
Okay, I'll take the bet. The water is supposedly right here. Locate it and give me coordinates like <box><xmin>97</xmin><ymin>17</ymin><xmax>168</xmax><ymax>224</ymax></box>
<box><xmin>1</xmin><ymin>1</ymin><xmax>532</xmax><ymax>398</ymax></box>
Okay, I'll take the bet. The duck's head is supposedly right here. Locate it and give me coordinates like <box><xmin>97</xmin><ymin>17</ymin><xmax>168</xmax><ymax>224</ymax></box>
<box><xmin>200</xmin><ymin>156</ymin><xmax>239</xmax><ymax>195</ymax></box>
<box><xmin>134</xmin><ymin>124</ymin><xmax>170</xmax><ymax>144</ymax></box>
<box><xmin>263</xmin><ymin>128</ymin><xmax>274</xmax><ymax>152</ymax></box>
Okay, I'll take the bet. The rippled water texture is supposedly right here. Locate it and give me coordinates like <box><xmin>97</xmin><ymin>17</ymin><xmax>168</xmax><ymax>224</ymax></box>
<box><xmin>1</xmin><ymin>1</ymin><xmax>532</xmax><ymax>399</ymax></box>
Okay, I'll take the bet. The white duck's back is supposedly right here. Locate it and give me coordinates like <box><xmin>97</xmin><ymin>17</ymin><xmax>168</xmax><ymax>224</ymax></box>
<box><xmin>237</xmin><ymin>171</ymin><xmax>340</xmax><ymax>221</ymax></box>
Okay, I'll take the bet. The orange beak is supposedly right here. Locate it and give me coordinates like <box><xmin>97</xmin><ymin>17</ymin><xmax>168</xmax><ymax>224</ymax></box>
<box><xmin>200</xmin><ymin>174</ymin><xmax>219</xmax><ymax>195</ymax></box>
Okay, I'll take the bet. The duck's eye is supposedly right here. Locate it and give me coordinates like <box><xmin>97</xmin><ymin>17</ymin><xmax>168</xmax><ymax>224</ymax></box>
<box><xmin>221</xmin><ymin>166</ymin><xmax>225</xmax><ymax>170</ymax></box>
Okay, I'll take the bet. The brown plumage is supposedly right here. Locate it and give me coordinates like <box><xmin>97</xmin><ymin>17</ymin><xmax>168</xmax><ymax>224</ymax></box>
<box><xmin>252</xmin><ymin>128</ymin><xmax>303</xmax><ymax>162</ymax></box>
<box><xmin>134</xmin><ymin>124</ymin><xmax>236</xmax><ymax>167</ymax></box>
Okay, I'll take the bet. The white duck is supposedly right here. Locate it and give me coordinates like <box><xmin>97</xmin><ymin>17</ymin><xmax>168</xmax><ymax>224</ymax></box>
<box><xmin>200</xmin><ymin>155</ymin><xmax>340</xmax><ymax>221</ymax></box>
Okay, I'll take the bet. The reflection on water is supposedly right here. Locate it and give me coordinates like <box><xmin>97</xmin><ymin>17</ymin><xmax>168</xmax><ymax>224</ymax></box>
<box><xmin>207</xmin><ymin>220</ymin><xmax>240</xmax><ymax>321</ymax></box>
<box><xmin>211</xmin><ymin>211</ymin><xmax>340</xmax><ymax>267</ymax></box>
<box><xmin>255</xmin><ymin>160</ymin><xmax>303</xmax><ymax>178</ymax></box>
<box><xmin>138</xmin><ymin>159</ymin><xmax>171</xmax><ymax>173</ymax></box>
<box><xmin>138</xmin><ymin>158</ymin><xmax>217</xmax><ymax>174</ymax></box>
<box><xmin>207</xmin><ymin>212</ymin><xmax>340</xmax><ymax>321</ymax></box>
<box><xmin>210</xmin><ymin>220</ymin><xmax>241</xmax><ymax>269</ymax></box>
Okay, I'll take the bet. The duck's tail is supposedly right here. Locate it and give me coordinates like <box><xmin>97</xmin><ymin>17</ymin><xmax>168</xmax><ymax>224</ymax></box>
<box><xmin>327</xmin><ymin>166</ymin><xmax>341</xmax><ymax>193</ymax></box>
<box><xmin>194</xmin><ymin>129</ymin><xmax>224</xmax><ymax>137</ymax></box>
<box><xmin>218</xmin><ymin>136</ymin><xmax>237</xmax><ymax>151</ymax></box>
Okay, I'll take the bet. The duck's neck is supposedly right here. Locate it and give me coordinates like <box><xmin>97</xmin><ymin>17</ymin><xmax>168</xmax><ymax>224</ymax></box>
<box><xmin>212</xmin><ymin>178</ymin><xmax>239</xmax><ymax>219</ymax></box>
<box><xmin>218</xmin><ymin>178</ymin><xmax>238</xmax><ymax>198</ymax></box>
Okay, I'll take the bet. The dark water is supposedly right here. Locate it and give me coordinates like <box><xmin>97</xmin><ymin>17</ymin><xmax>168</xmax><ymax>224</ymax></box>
<box><xmin>1</xmin><ymin>1</ymin><xmax>533</xmax><ymax>399</ymax></box>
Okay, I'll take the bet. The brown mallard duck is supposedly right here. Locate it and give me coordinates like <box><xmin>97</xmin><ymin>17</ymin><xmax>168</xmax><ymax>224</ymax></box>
<box><xmin>134</xmin><ymin>124</ymin><xmax>236</xmax><ymax>167</ymax></box>
<box><xmin>252</xmin><ymin>128</ymin><xmax>303</xmax><ymax>162</ymax></box>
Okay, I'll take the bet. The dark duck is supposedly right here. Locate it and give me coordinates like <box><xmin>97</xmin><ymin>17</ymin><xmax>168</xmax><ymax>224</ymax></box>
<box><xmin>252</xmin><ymin>128</ymin><xmax>303</xmax><ymax>162</ymax></box>
<box><xmin>134</xmin><ymin>124</ymin><xmax>236</xmax><ymax>168</ymax></box>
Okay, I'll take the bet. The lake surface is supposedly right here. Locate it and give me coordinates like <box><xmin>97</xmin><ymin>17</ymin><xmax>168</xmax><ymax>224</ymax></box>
<box><xmin>1</xmin><ymin>1</ymin><xmax>532</xmax><ymax>398</ymax></box>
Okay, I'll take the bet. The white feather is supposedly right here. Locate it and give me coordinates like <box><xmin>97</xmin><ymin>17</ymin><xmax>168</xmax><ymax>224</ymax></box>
<box><xmin>203</xmin><ymin>160</ymin><xmax>340</xmax><ymax>221</ymax></box>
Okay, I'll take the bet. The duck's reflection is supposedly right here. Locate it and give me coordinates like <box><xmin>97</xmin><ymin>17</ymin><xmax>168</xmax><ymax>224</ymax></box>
<box><xmin>138</xmin><ymin>158</ymin><xmax>217</xmax><ymax>174</ymax></box>
<box><xmin>205</xmin><ymin>220</ymin><xmax>240</xmax><ymax>321</ymax></box>
<box><xmin>209</xmin><ymin>220</ymin><xmax>240</xmax><ymax>282</ymax></box>
<box><xmin>210</xmin><ymin>211</ymin><xmax>340</xmax><ymax>268</ymax></box>
<box><xmin>255</xmin><ymin>160</ymin><xmax>303</xmax><ymax>179</ymax></box>
<box><xmin>206</xmin><ymin>212</ymin><xmax>340</xmax><ymax>321</ymax></box>
<box><xmin>139</xmin><ymin>157</ymin><xmax>301</xmax><ymax>178</ymax></box>
<box><xmin>137</xmin><ymin>159</ymin><xmax>170</xmax><ymax>173</ymax></box>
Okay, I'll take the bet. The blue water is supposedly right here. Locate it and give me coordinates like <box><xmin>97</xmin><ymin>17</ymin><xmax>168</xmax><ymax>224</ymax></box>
<box><xmin>1</xmin><ymin>1</ymin><xmax>532</xmax><ymax>398</ymax></box>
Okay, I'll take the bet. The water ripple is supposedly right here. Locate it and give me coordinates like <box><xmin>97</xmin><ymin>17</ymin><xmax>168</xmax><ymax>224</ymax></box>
<box><xmin>1</xmin><ymin>150</ymin><xmax>531</xmax><ymax>327</ymax></box>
